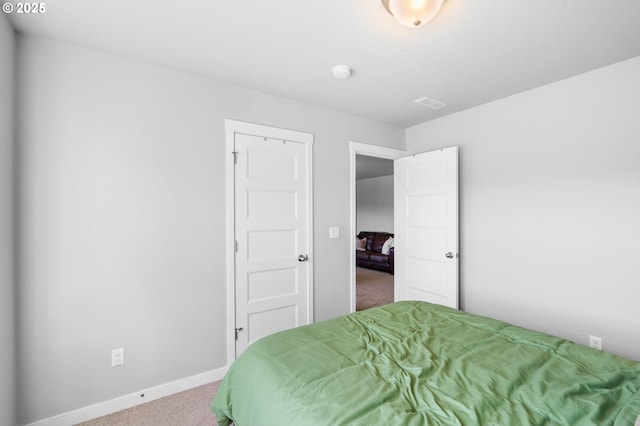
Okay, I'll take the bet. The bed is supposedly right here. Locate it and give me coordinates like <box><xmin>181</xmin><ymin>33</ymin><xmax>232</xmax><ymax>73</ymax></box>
<box><xmin>212</xmin><ymin>301</ymin><xmax>640</xmax><ymax>425</ymax></box>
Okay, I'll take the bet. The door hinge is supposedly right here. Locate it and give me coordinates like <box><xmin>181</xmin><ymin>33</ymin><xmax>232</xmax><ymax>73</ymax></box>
<box><xmin>232</xmin><ymin>151</ymin><xmax>238</xmax><ymax>164</ymax></box>
<box><xmin>234</xmin><ymin>240</ymin><xmax>238</xmax><ymax>252</ymax></box>
<box><xmin>235</xmin><ymin>327</ymin><xmax>244</xmax><ymax>340</ymax></box>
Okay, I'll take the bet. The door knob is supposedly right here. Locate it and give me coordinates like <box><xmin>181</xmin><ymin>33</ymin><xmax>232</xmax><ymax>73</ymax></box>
<box><xmin>445</xmin><ymin>252</ymin><xmax>455</xmax><ymax>259</ymax></box>
<box><xmin>298</xmin><ymin>254</ymin><xmax>309</xmax><ymax>262</ymax></box>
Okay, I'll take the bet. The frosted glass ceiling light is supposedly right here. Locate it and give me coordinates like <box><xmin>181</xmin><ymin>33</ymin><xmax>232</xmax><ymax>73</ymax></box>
<box><xmin>382</xmin><ymin>0</ymin><xmax>446</xmax><ymax>28</ymax></box>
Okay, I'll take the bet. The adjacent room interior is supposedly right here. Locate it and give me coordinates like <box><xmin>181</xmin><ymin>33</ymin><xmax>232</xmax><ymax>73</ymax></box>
<box><xmin>355</xmin><ymin>155</ymin><xmax>395</xmax><ymax>311</ymax></box>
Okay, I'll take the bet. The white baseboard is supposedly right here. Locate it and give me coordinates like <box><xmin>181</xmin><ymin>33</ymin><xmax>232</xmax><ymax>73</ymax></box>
<box><xmin>25</xmin><ymin>367</ymin><xmax>228</xmax><ymax>426</ymax></box>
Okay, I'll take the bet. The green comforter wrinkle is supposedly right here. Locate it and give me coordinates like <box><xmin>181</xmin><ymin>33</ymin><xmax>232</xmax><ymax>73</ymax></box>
<box><xmin>212</xmin><ymin>301</ymin><xmax>640</xmax><ymax>426</ymax></box>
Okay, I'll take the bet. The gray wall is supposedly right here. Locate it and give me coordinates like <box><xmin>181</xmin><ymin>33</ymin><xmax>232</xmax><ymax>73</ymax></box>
<box><xmin>356</xmin><ymin>175</ymin><xmax>394</xmax><ymax>233</ymax></box>
<box><xmin>0</xmin><ymin>13</ymin><xmax>16</xmax><ymax>426</ymax></box>
<box><xmin>15</xmin><ymin>35</ymin><xmax>404</xmax><ymax>424</ymax></box>
<box><xmin>406</xmin><ymin>56</ymin><xmax>640</xmax><ymax>361</ymax></box>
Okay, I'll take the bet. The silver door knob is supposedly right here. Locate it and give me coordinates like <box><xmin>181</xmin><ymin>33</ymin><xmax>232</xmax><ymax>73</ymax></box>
<box><xmin>298</xmin><ymin>254</ymin><xmax>309</xmax><ymax>262</ymax></box>
<box><xmin>445</xmin><ymin>252</ymin><xmax>455</xmax><ymax>259</ymax></box>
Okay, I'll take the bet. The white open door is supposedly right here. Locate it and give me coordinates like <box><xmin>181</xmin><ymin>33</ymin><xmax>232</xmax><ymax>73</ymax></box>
<box><xmin>394</xmin><ymin>146</ymin><xmax>459</xmax><ymax>309</ymax></box>
<box><xmin>227</xmin><ymin>120</ymin><xmax>313</xmax><ymax>360</ymax></box>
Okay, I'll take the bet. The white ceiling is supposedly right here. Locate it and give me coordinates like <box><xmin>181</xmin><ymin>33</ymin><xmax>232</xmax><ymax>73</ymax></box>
<box><xmin>356</xmin><ymin>155</ymin><xmax>394</xmax><ymax>181</ymax></box>
<box><xmin>7</xmin><ymin>0</ymin><xmax>640</xmax><ymax>127</ymax></box>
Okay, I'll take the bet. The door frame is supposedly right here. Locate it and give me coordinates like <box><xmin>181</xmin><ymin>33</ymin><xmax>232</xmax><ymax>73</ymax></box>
<box><xmin>226</xmin><ymin>119</ymin><xmax>314</xmax><ymax>365</ymax></box>
<box><xmin>348</xmin><ymin>142</ymin><xmax>405</xmax><ymax>312</ymax></box>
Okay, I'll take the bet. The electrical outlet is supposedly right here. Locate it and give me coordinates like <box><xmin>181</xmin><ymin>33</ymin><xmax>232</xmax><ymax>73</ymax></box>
<box><xmin>589</xmin><ymin>335</ymin><xmax>603</xmax><ymax>351</ymax></box>
<box><xmin>111</xmin><ymin>347</ymin><xmax>125</xmax><ymax>367</ymax></box>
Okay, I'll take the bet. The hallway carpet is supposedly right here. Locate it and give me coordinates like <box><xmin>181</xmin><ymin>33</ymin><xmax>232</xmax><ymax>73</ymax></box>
<box><xmin>356</xmin><ymin>266</ymin><xmax>394</xmax><ymax>311</ymax></box>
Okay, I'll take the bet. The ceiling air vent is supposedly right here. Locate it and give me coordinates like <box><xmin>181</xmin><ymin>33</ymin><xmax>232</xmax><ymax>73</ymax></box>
<box><xmin>414</xmin><ymin>96</ymin><xmax>447</xmax><ymax>109</ymax></box>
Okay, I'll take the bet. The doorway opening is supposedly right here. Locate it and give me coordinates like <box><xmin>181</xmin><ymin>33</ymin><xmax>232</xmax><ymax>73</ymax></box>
<box><xmin>350</xmin><ymin>142</ymin><xmax>460</xmax><ymax>313</ymax></box>
<box><xmin>355</xmin><ymin>156</ymin><xmax>395</xmax><ymax>311</ymax></box>
<box><xmin>349</xmin><ymin>142</ymin><xmax>404</xmax><ymax>313</ymax></box>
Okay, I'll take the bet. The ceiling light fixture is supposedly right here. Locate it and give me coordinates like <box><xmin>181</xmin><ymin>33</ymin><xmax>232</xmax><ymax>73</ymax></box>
<box><xmin>382</xmin><ymin>0</ymin><xmax>446</xmax><ymax>28</ymax></box>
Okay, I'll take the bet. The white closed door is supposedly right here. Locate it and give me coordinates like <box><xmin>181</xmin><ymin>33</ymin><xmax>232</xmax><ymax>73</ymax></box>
<box><xmin>233</xmin><ymin>131</ymin><xmax>312</xmax><ymax>357</ymax></box>
<box><xmin>394</xmin><ymin>146</ymin><xmax>459</xmax><ymax>309</ymax></box>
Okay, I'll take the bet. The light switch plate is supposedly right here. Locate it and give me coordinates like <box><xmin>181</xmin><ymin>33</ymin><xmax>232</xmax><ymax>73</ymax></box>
<box><xmin>329</xmin><ymin>226</ymin><xmax>340</xmax><ymax>239</ymax></box>
<box><xmin>112</xmin><ymin>347</ymin><xmax>125</xmax><ymax>367</ymax></box>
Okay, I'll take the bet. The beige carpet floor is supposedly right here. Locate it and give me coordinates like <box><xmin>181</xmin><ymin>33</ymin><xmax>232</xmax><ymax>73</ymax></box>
<box><xmin>356</xmin><ymin>266</ymin><xmax>394</xmax><ymax>311</ymax></box>
<box><xmin>76</xmin><ymin>381</ymin><xmax>221</xmax><ymax>426</ymax></box>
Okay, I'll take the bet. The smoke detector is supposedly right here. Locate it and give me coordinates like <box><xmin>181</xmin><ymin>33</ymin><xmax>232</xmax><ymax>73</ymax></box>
<box><xmin>332</xmin><ymin>65</ymin><xmax>352</xmax><ymax>80</ymax></box>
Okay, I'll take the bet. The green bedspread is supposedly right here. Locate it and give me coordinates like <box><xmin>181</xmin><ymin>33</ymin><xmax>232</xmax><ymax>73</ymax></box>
<box><xmin>212</xmin><ymin>301</ymin><xmax>640</xmax><ymax>425</ymax></box>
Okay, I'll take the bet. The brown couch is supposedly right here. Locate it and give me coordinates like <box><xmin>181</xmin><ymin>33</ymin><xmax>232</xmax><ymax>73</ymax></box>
<box><xmin>355</xmin><ymin>231</ymin><xmax>394</xmax><ymax>275</ymax></box>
